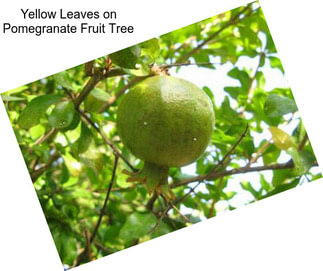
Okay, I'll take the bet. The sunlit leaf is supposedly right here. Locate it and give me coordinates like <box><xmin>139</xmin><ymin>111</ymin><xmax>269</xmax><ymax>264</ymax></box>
<box><xmin>139</xmin><ymin>38</ymin><xmax>160</xmax><ymax>59</ymax></box>
<box><xmin>269</xmin><ymin>126</ymin><xmax>295</xmax><ymax>150</ymax></box>
<box><xmin>1</xmin><ymin>95</ymin><xmax>26</xmax><ymax>101</ymax></box>
<box><xmin>109</xmin><ymin>45</ymin><xmax>141</xmax><ymax>69</ymax></box>
<box><xmin>264</xmin><ymin>94</ymin><xmax>297</xmax><ymax>118</ymax></box>
<box><xmin>48</xmin><ymin>100</ymin><xmax>75</xmax><ymax>129</ymax></box>
<box><xmin>18</xmin><ymin>94</ymin><xmax>63</xmax><ymax>129</ymax></box>
<box><xmin>119</xmin><ymin>212</ymin><xmax>157</xmax><ymax>243</ymax></box>
<box><xmin>288</xmin><ymin>149</ymin><xmax>315</xmax><ymax>175</ymax></box>
<box><xmin>268</xmin><ymin>56</ymin><xmax>284</xmax><ymax>73</ymax></box>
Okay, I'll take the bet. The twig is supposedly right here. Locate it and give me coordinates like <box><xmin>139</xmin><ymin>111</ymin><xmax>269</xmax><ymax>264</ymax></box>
<box><xmin>29</xmin><ymin>156</ymin><xmax>40</xmax><ymax>172</ymax></box>
<box><xmin>90</xmin><ymin>155</ymin><xmax>119</xmax><ymax>243</ymax></box>
<box><xmin>247</xmin><ymin>139</ymin><xmax>271</xmax><ymax>167</ymax></box>
<box><xmin>148</xmin><ymin>205</ymin><xmax>170</xmax><ymax>234</ymax></box>
<box><xmin>27</xmin><ymin>128</ymin><xmax>58</xmax><ymax>156</ymax></box>
<box><xmin>33</xmin><ymin>128</ymin><xmax>57</xmax><ymax>146</ymax></box>
<box><xmin>170</xmin><ymin>202</ymin><xmax>190</xmax><ymax>223</ymax></box>
<box><xmin>207</xmin><ymin>198</ymin><xmax>216</xmax><ymax>218</ymax></box>
<box><xmin>146</xmin><ymin>192</ymin><xmax>158</xmax><ymax>211</ymax></box>
<box><xmin>161</xmin><ymin>61</ymin><xmax>221</xmax><ymax>69</ymax></box>
<box><xmin>77</xmin><ymin>108</ymin><xmax>136</xmax><ymax>172</ymax></box>
<box><xmin>149</xmin><ymin>183</ymin><xmax>200</xmax><ymax>234</ymax></box>
<box><xmin>75</xmin><ymin>155</ymin><xmax>119</xmax><ymax>267</ymax></box>
<box><xmin>239</xmin><ymin>52</ymin><xmax>265</xmax><ymax>116</ymax></box>
<box><xmin>84</xmin><ymin>228</ymin><xmax>91</xmax><ymax>260</ymax></box>
<box><xmin>298</xmin><ymin>133</ymin><xmax>308</xmax><ymax>151</ymax></box>
<box><xmin>207</xmin><ymin>123</ymin><xmax>249</xmax><ymax>177</ymax></box>
<box><xmin>176</xmin><ymin>5</ymin><xmax>252</xmax><ymax>63</ymax></box>
<box><xmin>30</xmin><ymin>153</ymin><xmax>60</xmax><ymax>182</ymax></box>
<box><xmin>63</xmin><ymin>87</ymin><xmax>136</xmax><ymax>172</ymax></box>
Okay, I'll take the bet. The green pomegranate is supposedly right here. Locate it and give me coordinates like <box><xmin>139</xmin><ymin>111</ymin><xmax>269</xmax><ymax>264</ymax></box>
<box><xmin>117</xmin><ymin>75</ymin><xmax>215</xmax><ymax>200</ymax></box>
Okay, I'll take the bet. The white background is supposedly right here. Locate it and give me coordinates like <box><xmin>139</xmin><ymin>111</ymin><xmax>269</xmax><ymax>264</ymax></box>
<box><xmin>0</xmin><ymin>0</ymin><xmax>323</xmax><ymax>270</ymax></box>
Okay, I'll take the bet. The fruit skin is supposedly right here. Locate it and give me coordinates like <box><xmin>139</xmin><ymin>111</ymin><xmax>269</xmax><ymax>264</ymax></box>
<box><xmin>117</xmin><ymin>76</ymin><xmax>215</xmax><ymax>166</ymax></box>
<box><xmin>117</xmin><ymin>75</ymin><xmax>215</xmax><ymax>199</ymax></box>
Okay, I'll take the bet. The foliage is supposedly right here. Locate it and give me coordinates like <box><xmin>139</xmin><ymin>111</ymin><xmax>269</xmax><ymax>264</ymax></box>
<box><xmin>1</xmin><ymin>2</ymin><xmax>320</xmax><ymax>268</ymax></box>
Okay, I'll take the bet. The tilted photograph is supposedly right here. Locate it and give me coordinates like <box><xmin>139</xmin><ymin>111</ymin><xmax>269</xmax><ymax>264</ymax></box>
<box><xmin>1</xmin><ymin>1</ymin><xmax>320</xmax><ymax>268</ymax></box>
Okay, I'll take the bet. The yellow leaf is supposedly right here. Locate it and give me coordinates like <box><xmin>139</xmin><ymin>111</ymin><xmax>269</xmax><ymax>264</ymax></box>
<box><xmin>269</xmin><ymin>126</ymin><xmax>295</xmax><ymax>150</ymax></box>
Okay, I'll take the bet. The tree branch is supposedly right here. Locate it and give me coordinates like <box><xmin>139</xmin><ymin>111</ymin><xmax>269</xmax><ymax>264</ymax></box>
<box><xmin>74</xmin><ymin>75</ymin><xmax>101</xmax><ymax>108</ymax></box>
<box><xmin>171</xmin><ymin>160</ymin><xmax>319</xmax><ymax>188</ymax></box>
<box><xmin>74</xmin><ymin>67</ymin><xmax>127</xmax><ymax>108</ymax></box>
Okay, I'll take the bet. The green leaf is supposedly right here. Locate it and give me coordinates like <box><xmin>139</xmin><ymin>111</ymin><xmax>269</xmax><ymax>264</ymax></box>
<box><xmin>265</xmin><ymin>32</ymin><xmax>276</xmax><ymax>53</ymax></box>
<box><xmin>223</xmin><ymin>86</ymin><xmax>243</xmax><ymax>100</ymax></box>
<box><xmin>61</xmin><ymin>112</ymin><xmax>80</xmax><ymax>132</ymax></box>
<box><xmin>220</xmin><ymin>96</ymin><xmax>239</xmax><ymax>122</ymax></box>
<box><xmin>151</xmin><ymin>221</ymin><xmax>172</xmax><ymax>238</ymax></box>
<box><xmin>123</xmin><ymin>60</ymin><xmax>151</xmax><ymax>76</ymax></box>
<box><xmin>262</xmin><ymin>143</ymin><xmax>281</xmax><ymax>164</ymax></box>
<box><xmin>202</xmin><ymin>86</ymin><xmax>215</xmax><ymax>104</ymax></box>
<box><xmin>79</xmin><ymin>148</ymin><xmax>103</xmax><ymax>173</ymax></box>
<box><xmin>139</xmin><ymin>38</ymin><xmax>160</xmax><ymax>59</ymax></box>
<box><xmin>240</xmin><ymin>181</ymin><xmax>260</xmax><ymax>199</ymax></box>
<box><xmin>85</xmin><ymin>167</ymin><xmax>98</xmax><ymax>185</ymax></box>
<box><xmin>288</xmin><ymin>149</ymin><xmax>315</xmax><ymax>175</ymax></box>
<box><xmin>54</xmin><ymin>71</ymin><xmax>74</xmax><ymax>90</ymax></box>
<box><xmin>255</xmin><ymin>71</ymin><xmax>266</xmax><ymax>89</ymax></box>
<box><xmin>1</xmin><ymin>95</ymin><xmax>26</xmax><ymax>102</ymax></box>
<box><xmin>272</xmin><ymin>168</ymin><xmax>294</xmax><ymax>187</ymax></box>
<box><xmin>29</xmin><ymin>124</ymin><xmax>45</xmax><ymax>140</ymax></box>
<box><xmin>4</xmin><ymin>85</ymin><xmax>28</xmax><ymax>95</ymax></box>
<box><xmin>239</xmin><ymin>26</ymin><xmax>261</xmax><ymax>49</ymax></box>
<box><xmin>84</xmin><ymin>88</ymin><xmax>110</xmax><ymax>112</ymax></box>
<box><xmin>119</xmin><ymin>212</ymin><xmax>157</xmax><ymax>243</ymax></box>
<box><xmin>260</xmin><ymin>174</ymin><xmax>271</xmax><ymax>192</ymax></box>
<box><xmin>48</xmin><ymin>100</ymin><xmax>75</xmax><ymax>129</ymax></box>
<box><xmin>18</xmin><ymin>94</ymin><xmax>63</xmax><ymax>129</ymax></box>
<box><xmin>263</xmin><ymin>180</ymin><xmax>299</xmax><ymax>199</ymax></box>
<box><xmin>109</xmin><ymin>45</ymin><xmax>141</xmax><ymax>69</ymax></box>
<box><xmin>268</xmin><ymin>56</ymin><xmax>284</xmax><ymax>73</ymax></box>
<box><xmin>78</xmin><ymin>122</ymin><xmax>93</xmax><ymax>154</ymax></box>
<box><xmin>193</xmin><ymin>51</ymin><xmax>213</xmax><ymax>68</ymax></box>
<box><xmin>228</xmin><ymin>67</ymin><xmax>251</xmax><ymax>90</ymax></box>
<box><xmin>62</xmin><ymin>205</ymin><xmax>79</xmax><ymax>220</ymax></box>
<box><xmin>61</xmin><ymin>162</ymin><xmax>70</xmax><ymax>184</ymax></box>
<box><xmin>52</xmin><ymin>230</ymin><xmax>77</xmax><ymax>266</ymax></box>
<box><xmin>264</xmin><ymin>94</ymin><xmax>298</xmax><ymax>118</ymax></box>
